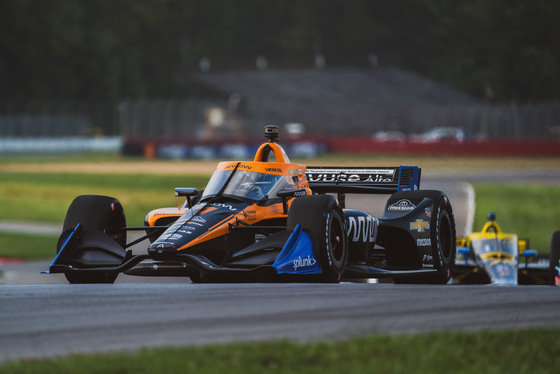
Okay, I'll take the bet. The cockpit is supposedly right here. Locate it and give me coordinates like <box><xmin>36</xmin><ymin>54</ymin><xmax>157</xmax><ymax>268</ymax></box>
<box><xmin>201</xmin><ymin>164</ymin><xmax>298</xmax><ymax>202</ymax></box>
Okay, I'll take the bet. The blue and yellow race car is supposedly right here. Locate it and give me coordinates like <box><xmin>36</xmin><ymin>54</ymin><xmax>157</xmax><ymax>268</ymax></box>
<box><xmin>453</xmin><ymin>212</ymin><xmax>556</xmax><ymax>285</ymax></box>
<box><xmin>551</xmin><ymin>230</ymin><xmax>560</xmax><ymax>285</ymax></box>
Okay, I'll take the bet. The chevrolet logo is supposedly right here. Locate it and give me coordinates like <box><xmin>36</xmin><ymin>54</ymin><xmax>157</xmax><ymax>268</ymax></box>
<box><xmin>410</xmin><ymin>219</ymin><xmax>430</xmax><ymax>232</ymax></box>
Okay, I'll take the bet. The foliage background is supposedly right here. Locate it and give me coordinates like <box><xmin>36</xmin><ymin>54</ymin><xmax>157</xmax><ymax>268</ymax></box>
<box><xmin>1</xmin><ymin>0</ymin><xmax>559</xmax><ymax>103</ymax></box>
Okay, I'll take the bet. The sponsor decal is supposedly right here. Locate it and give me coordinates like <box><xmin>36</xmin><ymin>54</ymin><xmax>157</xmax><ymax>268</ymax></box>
<box><xmin>307</xmin><ymin>168</ymin><xmax>395</xmax><ymax>175</ymax></box>
<box><xmin>157</xmin><ymin>242</ymin><xmax>174</xmax><ymax>248</ymax></box>
<box><xmin>424</xmin><ymin>207</ymin><xmax>432</xmax><ymax>217</ymax></box>
<box><xmin>347</xmin><ymin>216</ymin><xmax>378</xmax><ymax>242</ymax></box>
<box><xmin>170</xmin><ymin>234</ymin><xmax>182</xmax><ymax>240</ymax></box>
<box><xmin>293</xmin><ymin>189</ymin><xmax>307</xmax><ymax>197</ymax></box>
<box><xmin>293</xmin><ymin>255</ymin><xmax>317</xmax><ymax>271</ymax></box>
<box><xmin>152</xmin><ymin>212</ymin><xmax>181</xmax><ymax>217</ymax></box>
<box><xmin>210</xmin><ymin>203</ymin><xmax>237</xmax><ymax>211</ymax></box>
<box><xmin>265</xmin><ymin>167</ymin><xmax>283</xmax><ymax>173</ymax></box>
<box><xmin>388</xmin><ymin>199</ymin><xmax>416</xmax><ymax>211</ymax></box>
<box><xmin>288</xmin><ymin>168</ymin><xmax>297</xmax><ymax>176</ymax></box>
<box><xmin>422</xmin><ymin>254</ymin><xmax>433</xmax><ymax>263</ymax></box>
<box><xmin>243</xmin><ymin>210</ymin><xmax>256</xmax><ymax>219</ymax></box>
<box><xmin>495</xmin><ymin>264</ymin><xmax>512</xmax><ymax>276</ymax></box>
<box><xmin>224</xmin><ymin>163</ymin><xmax>253</xmax><ymax>170</ymax></box>
<box><xmin>191</xmin><ymin>215</ymin><xmax>207</xmax><ymax>224</ymax></box>
<box><xmin>255</xmin><ymin>233</ymin><xmax>266</xmax><ymax>242</ymax></box>
<box><xmin>306</xmin><ymin>168</ymin><xmax>395</xmax><ymax>183</ymax></box>
<box><xmin>417</xmin><ymin>238</ymin><xmax>432</xmax><ymax>247</ymax></box>
<box><xmin>307</xmin><ymin>173</ymin><xmax>392</xmax><ymax>183</ymax></box>
<box><xmin>298</xmin><ymin>168</ymin><xmax>303</xmax><ymax>175</ymax></box>
<box><xmin>410</xmin><ymin>219</ymin><xmax>430</xmax><ymax>232</ymax></box>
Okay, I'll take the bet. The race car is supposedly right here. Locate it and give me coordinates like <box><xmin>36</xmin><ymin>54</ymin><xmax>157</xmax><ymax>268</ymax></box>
<box><xmin>45</xmin><ymin>125</ymin><xmax>456</xmax><ymax>284</ymax></box>
<box><xmin>453</xmin><ymin>212</ymin><xmax>556</xmax><ymax>285</ymax></box>
<box><xmin>551</xmin><ymin>230</ymin><xmax>560</xmax><ymax>285</ymax></box>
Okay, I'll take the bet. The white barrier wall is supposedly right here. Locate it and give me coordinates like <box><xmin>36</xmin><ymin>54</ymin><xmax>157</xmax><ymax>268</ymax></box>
<box><xmin>0</xmin><ymin>137</ymin><xmax>122</xmax><ymax>153</ymax></box>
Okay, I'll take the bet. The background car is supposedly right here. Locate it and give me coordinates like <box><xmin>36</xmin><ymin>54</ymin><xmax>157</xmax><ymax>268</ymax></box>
<box><xmin>411</xmin><ymin>127</ymin><xmax>466</xmax><ymax>143</ymax></box>
<box><xmin>551</xmin><ymin>230</ymin><xmax>560</xmax><ymax>285</ymax></box>
<box><xmin>453</xmin><ymin>212</ymin><xmax>554</xmax><ymax>285</ymax></box>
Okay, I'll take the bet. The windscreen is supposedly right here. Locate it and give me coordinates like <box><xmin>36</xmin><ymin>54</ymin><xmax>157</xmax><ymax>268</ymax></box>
<box><xmin>471</xmin><ymin>237</ymin><xmax>518</xmax><ymax>258</ymax></box>
<box><xmin>202</xmin><ymin>169</ymin><xmax>296</xmax><ymax>202</ymax></box>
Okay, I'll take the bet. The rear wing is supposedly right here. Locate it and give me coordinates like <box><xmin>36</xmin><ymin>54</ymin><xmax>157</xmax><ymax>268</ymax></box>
<box><xmin>305</xmin><ymin>166</ymin><xmax>421</xmax><ymax>194</ymax></box>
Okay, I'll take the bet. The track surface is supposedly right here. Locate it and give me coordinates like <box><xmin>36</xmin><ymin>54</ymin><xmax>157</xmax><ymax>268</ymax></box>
<box><xmin>1</xmin><ymin>177</ymin><xmax>559</xmax><ymax>363</ymax></box>
<box><xmin>2</xmin><ymin>283</ymin><xmax>559</xmax><ymax>363</ymax></box>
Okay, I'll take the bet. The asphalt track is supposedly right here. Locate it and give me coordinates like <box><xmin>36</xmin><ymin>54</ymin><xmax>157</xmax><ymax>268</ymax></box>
<box><xmin>2</xmin><ymin>283</ymin><xmax>559</xmax><ymax>363</ymax></box>
<box><xmin>1</xmin><ymin>176</ymin><xmax>559</xmax><ymax>363</ymax></box>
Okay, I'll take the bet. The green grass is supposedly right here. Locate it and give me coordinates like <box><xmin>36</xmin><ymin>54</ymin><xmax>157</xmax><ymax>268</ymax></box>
<box><xmin>1</xmin><ymin>328</ymin><xmax>559</xmax><ymax>373</ymax></box>
<box><xmin>0</xmin><ymin>172</ymin><xmax>209</xmax><ymax>224</ymax></box>
<box><xmin>0</xmin><ymin>233</ymin><xmax>58</xmax><ymax>260</ymax></box>
<box><xmin>472</xmin><ymin>183</ymin><xmax>560</xmax><ymax>253</ymax></box>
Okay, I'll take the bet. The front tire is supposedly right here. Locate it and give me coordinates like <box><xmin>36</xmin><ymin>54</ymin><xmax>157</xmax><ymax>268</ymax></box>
<box><xmin>287</xmin><ymin>195</ymin><xmax>348</xmax><ymax>283</ymax></box>
<box><xmin>59</xmin><ymin>195</ymin><xmax>127</xmax><ymax>284</ymax></box>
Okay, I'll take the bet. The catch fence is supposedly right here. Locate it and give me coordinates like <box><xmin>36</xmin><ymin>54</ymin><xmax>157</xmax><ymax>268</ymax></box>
<box><xmin>1</xmin><ymin>99</ymin><xmax>559</xmax><ymax>141</ymax></box>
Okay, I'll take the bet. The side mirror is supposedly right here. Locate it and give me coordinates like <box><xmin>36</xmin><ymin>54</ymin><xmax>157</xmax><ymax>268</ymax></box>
<box><xmin>277</xmin><ymin>188</ymin><xmax>307</xmax><ymax>214</ymax></box>
<box><xmin>175</xmin><ymin>188</ymin><xmax>198</xmax><ymax>209</ymax></box>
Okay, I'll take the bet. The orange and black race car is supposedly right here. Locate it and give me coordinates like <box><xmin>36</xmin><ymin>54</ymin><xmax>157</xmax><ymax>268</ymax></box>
<box><xmin>45</xmin><ymin>126</ymin><xmax>456</xmax><ymax>284</ymax></box>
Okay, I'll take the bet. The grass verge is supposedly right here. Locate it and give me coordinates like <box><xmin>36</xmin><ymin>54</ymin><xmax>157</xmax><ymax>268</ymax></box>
<box><xmin>1</xmin><ymin>328</ymin><xmax>559</xmax><ymax>373</ymax></box>
<box><xmin>472</xmin><ymin>183</ymin><xmax>560</xmax><ymax>253</ymax></box>
<box><xmin>0</xmin><ymin>172</ymin><xmax>209</xmax><ymax>224</ymax></box>
<box><xmin>0</xmin><ymin>233</ymin><xmax>58</xmax><ymax>260</ymax></box>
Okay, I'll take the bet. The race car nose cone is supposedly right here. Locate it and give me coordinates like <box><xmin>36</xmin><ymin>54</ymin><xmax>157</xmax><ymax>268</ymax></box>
<box><xmin>148</xmin><ymin>242</ymin><xmax>178</xmax><ymax>257</ymax></box>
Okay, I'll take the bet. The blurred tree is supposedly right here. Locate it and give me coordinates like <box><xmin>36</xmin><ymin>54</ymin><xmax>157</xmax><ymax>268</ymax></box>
<box><xmin>0</xmin><ymin>0</ymin><xmax>558</xmax><ymax>102</ymax></box>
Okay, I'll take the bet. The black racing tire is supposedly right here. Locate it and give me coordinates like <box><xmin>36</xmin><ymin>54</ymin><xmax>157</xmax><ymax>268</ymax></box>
<box><xmin>391</xmin><ymin>190</ymin><xmax>456</xmax><ymax>284</ymax></box>
<box><xmin>287</xmin><ymin>195</ymin><xmax>348</xmax><ymax>283</ymax></box>
<box><xmin>550</xmin><ymin>231</ymin><xmax>560</xmax><ymax>285</ymax></box>
<box><xmin>64</xmin><ymin>270</ymin><xmax>119</xmax><ymax>284</ymax></box>
<box><xmin>63</xmin><ymin>195</ymin><xmax>127</xmax><ymax>247</ymax></box>
<box><xmin>59</xmin><ymin>195</ymin><xmax>127</xmax><ymax>284</ymax></box>
<box><xmin>429</xmin><ymin>191</ymin><xmax>456</xmax><ymax>284</ymax></box>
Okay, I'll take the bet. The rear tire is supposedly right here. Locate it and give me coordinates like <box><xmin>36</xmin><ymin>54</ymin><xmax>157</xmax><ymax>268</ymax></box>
<box><xmin>390</xmin><ymin>190</ymin><xmax>456</xmax><ymax>284</ymax></box>
<box><xmin>59</xmin><ymin>195</ymin><xmax>127</xmax><ymax>284</ymax></box>
<box><xmin>287</xmin><ymin>195</ymin><xmax>348</xmax><ymax>283</ymax></box>
<box><xmin>430</xmin><ymin>192</ymin><xmax>456</xmax><ymax>284</ymax></box>
<box><xmin>550</xmin><ymin>231</ymin><xmax>560</xmax><ymax>285</ymax></box>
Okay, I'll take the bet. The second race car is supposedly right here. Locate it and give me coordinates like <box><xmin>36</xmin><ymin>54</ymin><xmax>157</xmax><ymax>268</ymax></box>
<box><xmin>45</xmin><ymin>126</ymin><xmax>456</xmax><ymax>284</ymax></box>
<box><xmin>453</xmin><ymin>212</ymin><xmax>556</xmax><ymax>285</ymax></box>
